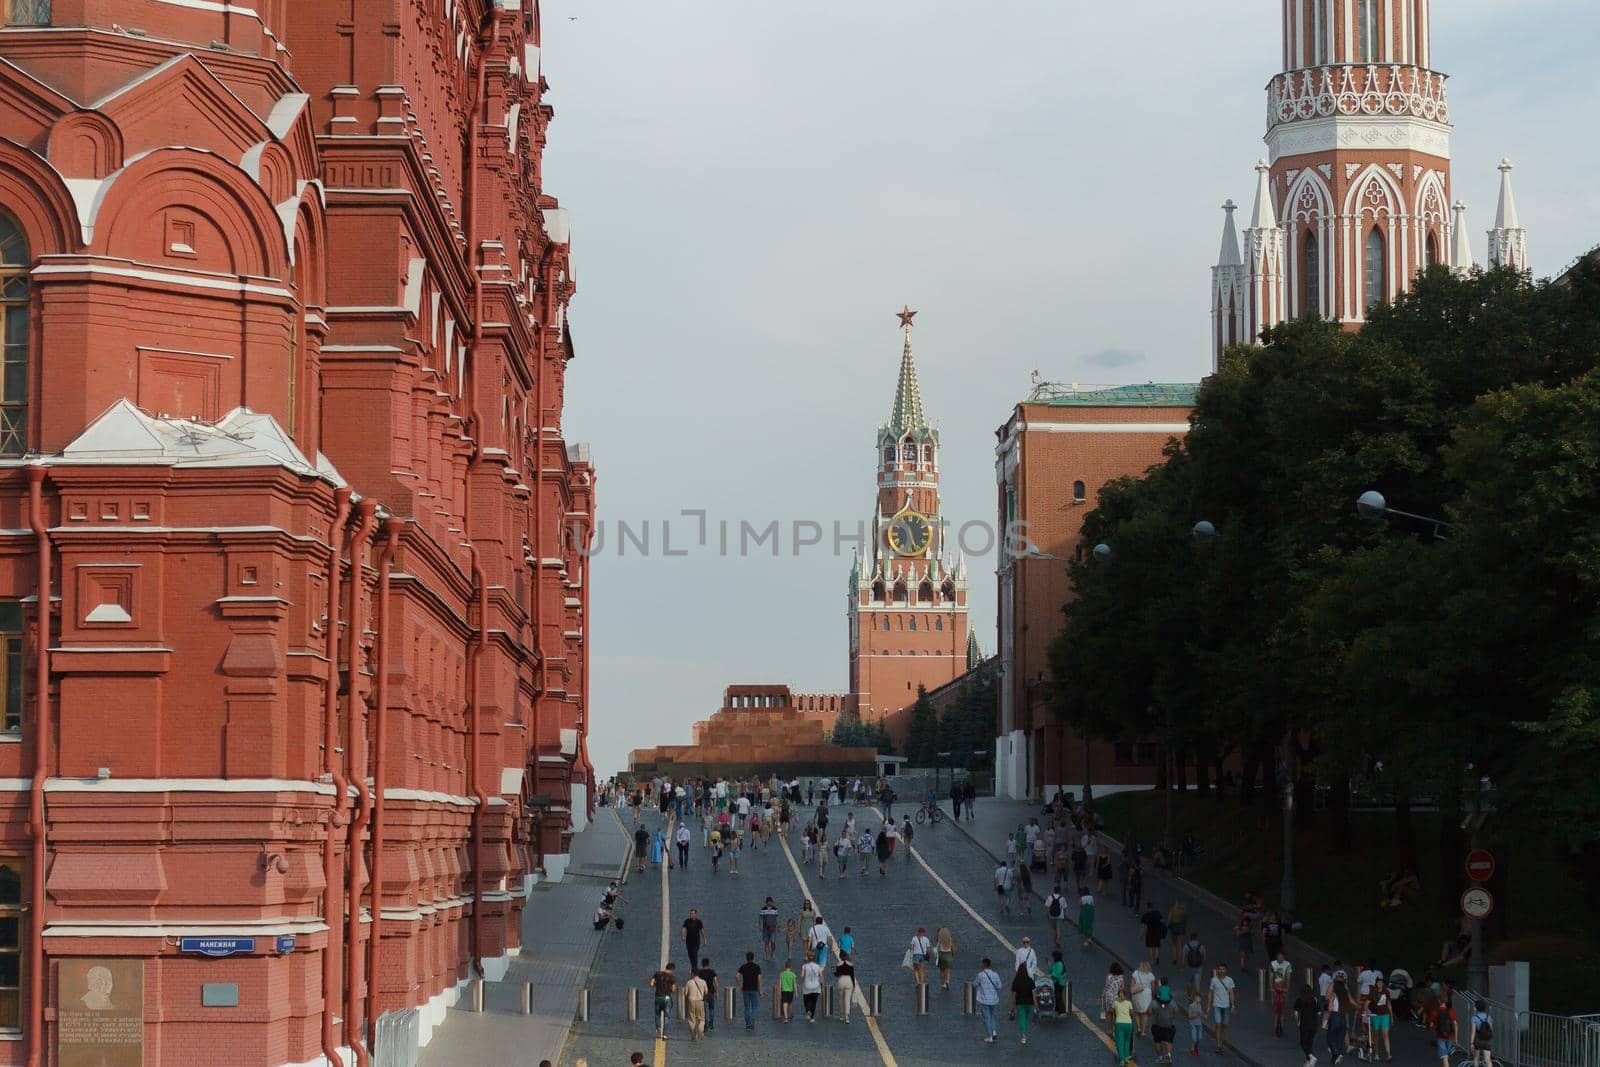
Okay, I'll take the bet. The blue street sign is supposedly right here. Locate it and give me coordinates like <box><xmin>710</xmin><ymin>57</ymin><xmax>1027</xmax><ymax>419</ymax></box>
<box><xmin>276</xmin><ymin>934</ymin><xmax>296</xmax><ymax>954</ymax></box>
<box><xmin>179</xmin><ymin>936</ymin><xmax>256</xmax><ymax>958</ymax></box>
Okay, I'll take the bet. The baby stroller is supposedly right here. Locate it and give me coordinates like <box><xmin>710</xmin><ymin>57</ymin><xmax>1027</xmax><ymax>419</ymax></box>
<box><xmin>1030</xmin><ymin>838</ymin><xmax>1049</xmax><ymax>872</ymax></box>
<box><xmin>1032</xmin><ymin>974</ymin><xmax>1061</xmax><ymax>1021</ymax></box>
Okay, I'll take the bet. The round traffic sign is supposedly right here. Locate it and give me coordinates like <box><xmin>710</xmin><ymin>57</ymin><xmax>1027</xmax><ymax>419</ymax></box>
<box><xmin>1465</xmin><ymin>849</ymin><xmax>1495</xmax><ymax>882</ymax></box>
<box><xmin>1461</xmin><ymin>887</ymin><xmax>1494</xmax><ymax>919</ymax></box>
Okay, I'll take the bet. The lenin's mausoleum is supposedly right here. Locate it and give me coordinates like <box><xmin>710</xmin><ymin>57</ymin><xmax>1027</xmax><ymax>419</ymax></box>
<box><xmin>0</xmin><ymin>1</ymin><xmax>594</xmax><ymax>1065</ymax></box>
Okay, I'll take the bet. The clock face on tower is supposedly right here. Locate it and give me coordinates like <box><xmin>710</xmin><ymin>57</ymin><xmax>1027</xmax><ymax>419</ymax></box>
<box><xmin>885</xmin><ymin>511</ymin><xmax>932</xmax><ymax>557</ymax></box>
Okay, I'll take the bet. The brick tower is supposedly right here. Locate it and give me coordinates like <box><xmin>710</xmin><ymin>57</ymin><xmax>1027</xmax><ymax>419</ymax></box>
<box><xmin>1211</xmin><ymin>0</ymin><xmax>1533</xmax><ymax>366</ymax></box>
<box><xmin>847</xmin><ymin>308</ymin><xmax>969</xmax><ymax>743</ymax></box>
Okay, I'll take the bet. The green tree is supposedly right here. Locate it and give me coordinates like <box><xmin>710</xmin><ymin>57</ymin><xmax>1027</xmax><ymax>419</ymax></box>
<box><xmin>829</xmin><ymin>706</ymin><xmax>893</xmax><ymax>752</ymax></box>
<box><xmin>903</xmin><ymin>685</ymin><xmax>939</xmax><ymax>767</ymax></box>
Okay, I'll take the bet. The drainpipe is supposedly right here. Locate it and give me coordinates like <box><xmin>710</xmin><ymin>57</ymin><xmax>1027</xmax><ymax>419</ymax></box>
<box><xmin>465</xmin><ymin>543</ymin><xmax>489</xmax><ymax>978</ymax></box>
<box><xmin>343</xmin><ymin>499</ymin><xmax>377</xmax><ymax>1067</ymax></box>
<box><xmin>365</xmin><ymin>519</ymin><xmax>399</xmax><ymax>1050</ymax></box>
<box><xmin>24</xmin><ymin>465</ymin><xmax>49</xmax><ymax>1067</ymax></box>
<box><xmin>320</xmin><ymin>486</ymin><xmax>353</xmax><ymax>1067</ymax></box>
<box><xmin>462</xmin><ymin>7</ymin><xmax>502</xmax><ymax>983</ymax></box>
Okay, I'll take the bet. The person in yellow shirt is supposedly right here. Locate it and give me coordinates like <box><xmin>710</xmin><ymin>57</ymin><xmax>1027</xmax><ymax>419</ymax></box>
<box><xmin>1113</xmin><ymin>987</ymin><xmax>1137</xmax><ymax>1065</ymax></box>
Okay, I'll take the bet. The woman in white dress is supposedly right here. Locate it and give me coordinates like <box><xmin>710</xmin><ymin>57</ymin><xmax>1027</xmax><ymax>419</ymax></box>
<box><xmin>1129</xmin><ymin>959</ymin><xmax>1156</xmax><ymax>1037</ymax></box>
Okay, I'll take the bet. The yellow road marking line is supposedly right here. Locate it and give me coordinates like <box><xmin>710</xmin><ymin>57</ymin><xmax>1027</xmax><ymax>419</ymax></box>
<box><xmin>869</xmin><ymin>809</ymin><xmax>1117</xmax><ymax>1053</ymax></box>
<box><xmin>776</xmin><ymin>833</ymin><xmax>899</xmax><ymax>1067</ymax></box>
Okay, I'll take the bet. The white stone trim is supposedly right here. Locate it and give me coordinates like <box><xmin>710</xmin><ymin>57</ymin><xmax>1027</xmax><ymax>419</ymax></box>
<box><xmin>1268</xmin><ymin>115</ymin><xmax>1451</xmax><ymax>163</ymax></box>
<box><xmin>45</xmin><ymin>917</ymin><xmax>329</xmax><ymax>938</ymax></box>
<box><xmin>45</xmin><ymin>777</ymin><xmax>337</xmax><ymax>795</ymax></box>
<box><xmin>31</xmin><ymin>260</ymin><xmax>293</xmax><ymax>300</ymax></box>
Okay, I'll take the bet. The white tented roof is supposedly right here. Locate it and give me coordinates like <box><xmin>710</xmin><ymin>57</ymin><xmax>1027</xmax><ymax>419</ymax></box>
<box><xmin>57</xmin><ymin>399</ymin><xmax>345</xmax><ymax>485</ymax></box>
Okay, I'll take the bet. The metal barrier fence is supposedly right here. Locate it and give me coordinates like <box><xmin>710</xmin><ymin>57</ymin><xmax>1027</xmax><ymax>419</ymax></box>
<box><xmin>1451</xmin><ymin>990</ymin><xmax>1600</xmax><ymax>1067</ymax></box>
<box><xmin>373</xmin><ymin>1007</ymin><xmax>420</xmax><ymax>1067</ymax></box>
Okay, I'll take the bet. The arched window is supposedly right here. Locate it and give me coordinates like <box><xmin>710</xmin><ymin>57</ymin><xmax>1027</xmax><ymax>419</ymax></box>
<box><xmin>940</xmin><ymin>580</ymin><xmax>955</xmax><ymax>600</ymax></box>
<box><xmin>0</xmin><ymin>214</ymin><xmax>30</xmax><ymax>457</ymax></box>
<box><xmin>882</xmin><ymin>618</ymin><xmax>889</xmax><ymax>631</ymax></box>
<box><xmin>1425</xmin><ymin>233</ymin><xmax>1439</xmax><ymax>270</ymax></box>
<box><xmin>1072</xmin><ymin>480</ymin><xmax>1086</xmax><ymax>504</ymax></box>
<box><xmin>892</xmin><ymin>582</ymin><xmax>908</xmax><ymax>605</ymax></box>
<box><xmin>883</xmin><ymin>445</ymin><xmax>894</xmax><ymax>465</ymax></box>
<box><xmin>901</xmin><ymin>441</ymin><xmax>916</xmax><ymax>463</ymax></box>
<box><xmin>922</xmin><ymin>444</ymin><xmax>934</xmax><ymax>466</ymax></box>
<box><xmin>1357</xmin><ymin>0</ymin><xmax>1378</xmax><ymax>60</ymax></box>
<box><xmin>908</xmin><ymin>617</ymin><xmax>917</xmax><ymax>632</ymax></box>
<box><xmin>935</xmin><ymin>617</ymin><xmax>943</xmax><ymax>632</ymax></box>
<box><xmin>918</xmin><ymin>582</ymin><xmax>934</xmax><ymax>604</ymax></box>
<box><xmin>1303</xmin><ymin>231</ymin><xmax>1319</xmax><ymax>317</ymax></box>
<box><xmin>871</xmin><ymin>579</ymin><xmax>885</xmax><ymax>603</ymax></box>
<box><xmin>1364</xmin><ymin>227</ymin><xmax>1386</xmax><ymax>310</ymax></box>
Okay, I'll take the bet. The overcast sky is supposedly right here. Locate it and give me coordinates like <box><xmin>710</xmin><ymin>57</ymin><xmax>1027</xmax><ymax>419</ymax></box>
<box><xmin>537</xmin><ymin>0</ymin><xmax>1600</xmax><ymax>776</ymax></box>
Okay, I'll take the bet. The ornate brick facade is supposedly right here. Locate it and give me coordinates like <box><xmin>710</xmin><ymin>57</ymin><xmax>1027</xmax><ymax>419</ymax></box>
<box><xmin>0</xmin><ymin>1</ymin><xmax>592</xmax><ymax>1065</ymax></box>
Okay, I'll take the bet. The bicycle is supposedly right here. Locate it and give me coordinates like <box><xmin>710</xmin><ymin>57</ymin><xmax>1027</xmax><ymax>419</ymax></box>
<box><xmin>914</xmin><ymin>803</ymin><xmax>946</xmax><ymax>825</ymax></box>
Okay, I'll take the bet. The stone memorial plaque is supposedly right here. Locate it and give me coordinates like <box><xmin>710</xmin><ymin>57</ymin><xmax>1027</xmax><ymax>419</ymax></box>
<box><xmin>56</xmin><ymin>958</ymin><xmax>143</xmax><ymax>1067</ymax></box>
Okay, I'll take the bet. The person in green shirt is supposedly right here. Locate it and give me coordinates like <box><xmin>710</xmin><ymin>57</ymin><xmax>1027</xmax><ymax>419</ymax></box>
<box><xmin>779</xmin><ymin>960</ymin><xmax>797</xmax><ymax>1023</ymax></box>
<box><xmin>1049</xmin><ymin>950</ymin><xmax>1067</xmax><ymax>1014</ymax></box>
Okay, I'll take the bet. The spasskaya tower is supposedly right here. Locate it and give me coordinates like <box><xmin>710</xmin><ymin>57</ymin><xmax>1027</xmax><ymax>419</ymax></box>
<box><xmin>847</xmin><ymin>307</ymin><xmax>970</xmax><ymax>742</ymax></box>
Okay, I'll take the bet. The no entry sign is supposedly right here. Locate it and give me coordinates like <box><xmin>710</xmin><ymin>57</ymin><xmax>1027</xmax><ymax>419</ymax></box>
<box><xmin>1465</xmin><ymin>849</ymin><xmax>1495</xmax><ymax>882</ymax></box>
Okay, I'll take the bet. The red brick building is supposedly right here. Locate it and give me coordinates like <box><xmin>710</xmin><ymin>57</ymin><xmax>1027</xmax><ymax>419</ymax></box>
<box><xmin>993</xmin><ymin>384</ymin><xmax>1194</xmax><ymax>800</ymax></box>
<box><xmin>0</xmin><ymin>1</ymin><xmax>593</xmax><ymax>1064</ymax></box>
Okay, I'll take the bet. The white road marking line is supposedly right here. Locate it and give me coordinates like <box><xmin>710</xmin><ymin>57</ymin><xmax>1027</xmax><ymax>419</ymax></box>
<box><xmin>868</xmin><ymin>808</ymin><xmax>1117</xmax><ymax>1052</ymax></box>
<box><xmin>776</xmin><ymin>832</ymin><xmax>899</xmax><ymax>1067</ymax></box>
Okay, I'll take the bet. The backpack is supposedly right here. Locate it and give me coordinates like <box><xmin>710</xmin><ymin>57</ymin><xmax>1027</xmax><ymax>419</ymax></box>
<box><xmin>1048</xmin><ymin>894</ymin><xmax>1063</xmax><ymax>918</ymax></box>
<box><xmin>1476</xmin><ymin>1016</ymin><xmax>1493</xmax><ymax>1042</ymax></box>
<box><xmin>1435</xmin><ymin>1009</ymin><xmax>1455</xmax><ymax>1039</ymax></box>
<box><xmin>1185</xmin><ymin>942</ymin><xmax>1204</xmax><ymax>968</ymax></box>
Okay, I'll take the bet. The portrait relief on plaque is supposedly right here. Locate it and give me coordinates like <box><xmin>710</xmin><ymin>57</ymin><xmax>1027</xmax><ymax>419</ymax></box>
<box><xmin>56</xmin><ymin>958</ymin><xmax>144</xmax><ymax>1067</ymax></box>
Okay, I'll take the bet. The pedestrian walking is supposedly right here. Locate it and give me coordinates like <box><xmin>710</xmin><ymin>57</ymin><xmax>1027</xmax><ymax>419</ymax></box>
<box><xmin>1167</xmin><ymin>900</ymin><xmax>1188</xmax><ymax>964</ymax></box>
<box><xmin>779</xmin><ymin>960</ymin><xmax>796</xmax><ymax>1023</ymax></box>
<box><xmin>1234</xmin><ymin>911</ymin><xmax>1254</xmax><ymax>971</ymax></box>
<box><xmin>1207</xmin><ymin>963</ymin><xmax>1236</xmax><ymax>1054</ymax></box>
<box><xmin>709</xmin><ymin>826</ymin><xmax>723</xmax><ymax>874</ymax></box>
<box><xmin>909</xmin><ymin>927</ymin><xmax>932</xmax><ymax>985</ymax></box>
<box><xmin>1470</xmin><ymin>999</ymin><xmax>1495</xmax><ymax>1067</ymax></box>
<box><xmin>649</xmin><ymin>962</ymin><xmax>676</xmax><ymax>1039</ymax></box>
<box><xmin>1130</xmin><ymin>959</ymin><xmax>1156</xmax><ymax>1036</ymax></box>
<box><xmin>901</xmin><ymin>815</ymin><xmax>914</xmax><ymax>858</ymax></box>
<box><xmin>839</xmin><ymin>926</ymin><xmax>856</xmax><ymax>958</ymax></box>
<box><xmin>1101</xmin><ymin>961</ymin><xmax>1125</xmax><ymax>1034</ymax></box>
<box><xmin>1045</xmin><ymin>883</ymin><xmax>1069</xmax><ymax>947</ymax></box>
<box><xmin>936</xmin><ymin>926</ymin><xmax>956</xmax><ymax>990</ymax></box>
<box><xmin>633</xmin><ymin>824</ymin><xmax>649</xmax><ymax>873</ymax></box>
<box><xmin>696</xmin><ymin>957</ymin><xmax>718</xmax><ymax>1033</ymax></box>
<box><xmin>1129</xmin><ymin>862</ymin><xmax>1144</xmax><ymax>912</ymax></box>
<box><xmin>809</xmin><ymin>916</ymin><xmax>833</xmax><ymax>968</ymax></box>
<box><xmin>975</xmin><ymin>958</ymin><xmax>1004</xmax><ymax>1043</ymax></box>
<box><xmin>674</xmin><ymin>822</ymin><xmax>691</xmax><ymax>868</ymax></box>
<box><xmin>1096</xmin><ymin>852</ymin><xmax>1114</xmax><ymax>895</ymax></box>
<box><xmin>994</xmin><ymin>861</ymin><xmax>1014</xmax><ymax>917</ymax></box>
<box><xmin>737</xmin><ymin>952</ymin><xmax>763</xmax><ymax>1030</ymax></box>
<box><xmin>1271</xmin><ymin>949</ymin><xmax>1293</xmax><ymax>1037</ymax></box>
<box><xmin>759</xmin><ymin>898</ymin><xmax>779</xmax><ymax>958</ymax></box>
<box><xmin>1112</xmin><ymin>985</ymin><xmax>1136</xmax><ymax>1065</ymax></box>
<box><xmin>1140</xmin><ymin>902</ymin><xmax>1167</xmax><ymax>964</ymax></box>
<box><xmin>835</xmin><ymin>830</ymin><xmax>851</xmax><ymax>877</ymax></box>
<box><xmin>1011</xmin><ymin>946</ymin><xmax>1037</xmax><ymax>1046</ymax></box>
<box><xmin>857</xmin><ymin>828</ymin><xmax>873</xmax><ymax>877</ymax></box>
<box><xmin>1016</xmin><ymin>860</ymin><xmax>1034</xmax><ymax>916</ymax></box>
<box><xmin>1151</xmin><ymin>985</ymin><xmax>1177</xmax><ymax>1064</ymax></box>
<box><xmin>1326</xmin><ymin>973</ymin><xmax>1352</xmax><ymax>1063</ymax></box>
<box><xmin>1370</xmin><ymin>976</ymin><xmax>1394</xmax><ymax>1061</ymax></box>
<box><xmin>1079</xmin><ymin>887</ymin><xmax>1097</xmax><ymax>947</ymax></box>
<box><xmin>800</xmin><ymin>956</ymin><xmax>824</xmax><ymax>1022</ymax></box>
<box><xmin>1294</xmin><ymin>983</ymin><xmax>1320</xmax><ymax>1065</ymax></box>
<box><xmin>834</xmin><ymin>954</ymin><xmax>856</xmax><ymax>1022</ymax></box>
<box><xmin>1182</xmin><ymin>932</ymin><xmax>1207</xmax><ymax>992</ymax></box>
<box><xmin>875</xmin><ymin>827</ymin><xmax>891</xmax><ymax>876</ymax></box>
<box><xmin>684</xmin><ymin>967</ymin><xmax>709</xmax><ymax>1040</ymax></box>
<box><xmin>681</xmin><ymin>909</ymin><xmax>706</xmax><ymax>968</ymax></box>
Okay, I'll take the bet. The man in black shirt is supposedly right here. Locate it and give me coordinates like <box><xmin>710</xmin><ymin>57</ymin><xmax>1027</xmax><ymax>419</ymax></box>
<box><xmin>633</xmin><ymin>825</ymin><xmax>649</xmax><ymax>873</ymax></box>
<box><xmin>649</xmin><ymin>962</ymin><xmax>676</xmax><ymax>1038</ymax></box>
<box><xmin>737</xmin><ymin>952</ymin><xmax>762</xmax><ymax>1030</ymax></box>
<box><xmin>682</xmin><ymin>909</ymin><xmax>706</xmax><ymax>968</ymax></box>
<box><xmin>696</xmin><ymin>957</ymin><xmax>718</xmax><ymax>1032</ymax></box>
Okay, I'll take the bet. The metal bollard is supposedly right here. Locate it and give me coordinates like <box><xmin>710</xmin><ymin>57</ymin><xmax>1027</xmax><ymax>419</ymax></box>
<box><xmin>1258</xmin><ymin>968</ymin><xmax>1266</xmax><ymax>1000</ymax></box>
<box><xmin>772</xmin><ymin>983</ymin><xmax>782</xmax><ymax>1018</ymax></box>
<box><xmin>916</xmin><ymin>981</ymin><xmax>930</xmax><ymax>1016</ymax></box>
<box><xmin>868</xmin><ymin>983</ymin><xmax>881</xmax><ymax>1017</ymax></box>
<box><xmin>1305</xmin><ymin>966</ymin><xmax>1314</xmax><ymax>986</ymax></box>
<box><xmin>963</xmin><ymin>981</ymin><xmax>976</xmax><ymax>1015</ymax></box>
<box><xmin>520</xmin><ymin>980</ymin><xmax>533</xmax><ymax>1015</ymax></box>
<box><xmin>1065</xmin><ymin>980</ymin><xmax>1073</xmax><ymax>1014</ymax></box>
<box><xmin>627</xmin><ymin>987</ymin><xmax>639</xmax><ymax>1022</ymax></box>
<box><xmin>675</xmin><ymin>989</ymin><xmax>686</xmax><ymax>1021</ymax></box>
<box><xmin>578</xmin><ymin>988</ymin><xmax>590</xmax><ymax>1022</ymax></box>
<box><xmin>822</xmin><ymin>985</ymin><xmax>833</xmax><ymax>1018</ymax></box>
<box><xmin>724</xmin><ymin>985</ymin><xmax>737</xmax><ymax>1020</ymax></box>
<box><xmin>469</xmin><ymin>979</ymin><xmax>484</xmax><ymax>1013</ymax></box>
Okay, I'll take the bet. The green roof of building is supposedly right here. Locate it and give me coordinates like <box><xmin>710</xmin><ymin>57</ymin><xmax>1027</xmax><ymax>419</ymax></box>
<box><xmin>1028</xmin><ymin>382</ymin><xmax>1200</xmax><ymax>407</ymax></box>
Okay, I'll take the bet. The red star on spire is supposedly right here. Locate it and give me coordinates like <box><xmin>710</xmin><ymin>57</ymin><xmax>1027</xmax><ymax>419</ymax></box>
<box><xmin>896</xmin><ymin>305</ymin><xmax>918</xmax><ymax>329</ymax></box>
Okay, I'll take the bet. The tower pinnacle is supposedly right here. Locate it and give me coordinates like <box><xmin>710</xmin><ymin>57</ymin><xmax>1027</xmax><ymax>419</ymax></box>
<box><xmin>889</xmin><ymin>306</ymin><xmax>928</xmax><ymax>433</ymax></box>
<box><xmin>1488</xmin><ymin>159</ymin><xmax>1527</xmax><ymax>271</ymax></box>
<box><xmin>1452</xmin><ymin>201</ymin><xmax>1475</xmax><ymax>275</ymax></box>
